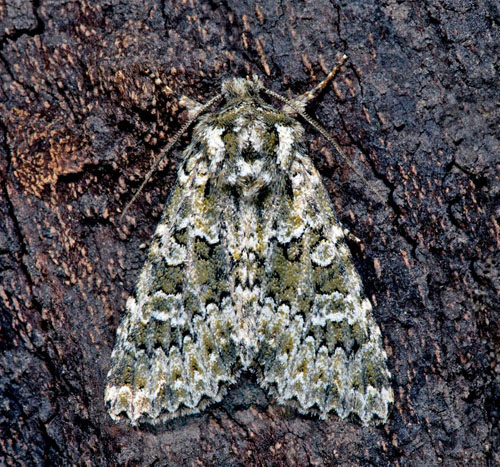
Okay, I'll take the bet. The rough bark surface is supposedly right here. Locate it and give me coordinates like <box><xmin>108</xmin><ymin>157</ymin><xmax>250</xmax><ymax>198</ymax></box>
<box><xmin>1</xmin><ymin>0</ymin><xmax>499</xmax><ymax>465</ymax></box>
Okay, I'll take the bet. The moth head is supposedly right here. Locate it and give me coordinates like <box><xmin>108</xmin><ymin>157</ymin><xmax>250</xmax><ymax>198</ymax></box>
<box><xmin>221</xmin><ymin>75</ymin><xmax>263</xmax><ymax>101</ymax></box>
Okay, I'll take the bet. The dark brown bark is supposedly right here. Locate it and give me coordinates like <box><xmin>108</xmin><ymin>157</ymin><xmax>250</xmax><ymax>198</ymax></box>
<box><xmin>1</xmin><ymin>0</ymin><xmax>498</xmax><ymax>465</ymax></box>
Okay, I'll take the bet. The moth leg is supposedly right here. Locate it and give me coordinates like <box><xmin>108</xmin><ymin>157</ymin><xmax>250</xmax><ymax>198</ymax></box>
<box><xmin>179</xmin><ymin>95</ymin><xmax>204</xmax><ymax>118</ymax></box>
<box><xmin>290</xmin><ymin>54</ymin><xmax>348</xmax><ymax>111</ymax></box>
<box><xmin>343</xmin><ymin>228</ymin><xmax>361</xmax><ymax>244</ymax></box>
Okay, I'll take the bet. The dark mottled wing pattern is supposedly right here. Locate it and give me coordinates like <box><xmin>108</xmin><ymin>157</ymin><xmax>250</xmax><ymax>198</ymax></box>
<box><xmin>256</xmin><ymin>140</ymin><xmax>393</xmax><ymax>424</ymax></box>
<box><xmin>105</xmin><ymin>131</ymin><xmax>240</xmax><ymax>424</ymax></box>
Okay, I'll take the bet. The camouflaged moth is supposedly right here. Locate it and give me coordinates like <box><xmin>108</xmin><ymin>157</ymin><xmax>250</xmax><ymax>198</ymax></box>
<box><xmin>105</xmin><ymin>56</ymin><xmax>393</xmax><ymax>425</ymax></box>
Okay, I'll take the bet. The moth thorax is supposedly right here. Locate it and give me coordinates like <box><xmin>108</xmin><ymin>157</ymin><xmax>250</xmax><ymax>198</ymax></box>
<box><xmin>220</xmin><ymin>150</ymin><xmax>273</xmax><ymax>200</ymax></box>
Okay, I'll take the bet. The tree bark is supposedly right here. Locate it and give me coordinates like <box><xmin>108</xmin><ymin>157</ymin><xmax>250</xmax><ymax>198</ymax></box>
<box><xmin>1</xmin><ymin>0</ymin><xmax>498</xmax><ymax>465</ymax></box>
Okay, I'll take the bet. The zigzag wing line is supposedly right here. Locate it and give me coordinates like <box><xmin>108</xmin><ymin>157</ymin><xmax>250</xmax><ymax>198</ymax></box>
<box><xmin>105</xmin><ymin>141</ymin><xmax>240</xmax><ymax>424</ymax></box>
<box><xmin>257</xmin><ymin>149</ymin><xmax>393</xmax><ymax>425</ymax></box>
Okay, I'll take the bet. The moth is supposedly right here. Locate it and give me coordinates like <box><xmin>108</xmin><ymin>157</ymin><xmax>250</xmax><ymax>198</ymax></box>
<box><xmin>105</xmin><ymin>56</ymin><xmax>393</xmax><ymax>426</ymax></box>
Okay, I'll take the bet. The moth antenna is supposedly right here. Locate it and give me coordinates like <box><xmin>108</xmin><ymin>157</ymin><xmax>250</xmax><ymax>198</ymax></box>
<box><xmin>120</xmin><ymin>92</ymin><xmax>223</xmax><ymax>221</ymax></box>
<box><xmin>261</xmin><ymin>56</ymin><xmax>385</xmax><ymax>204</ymax></box>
